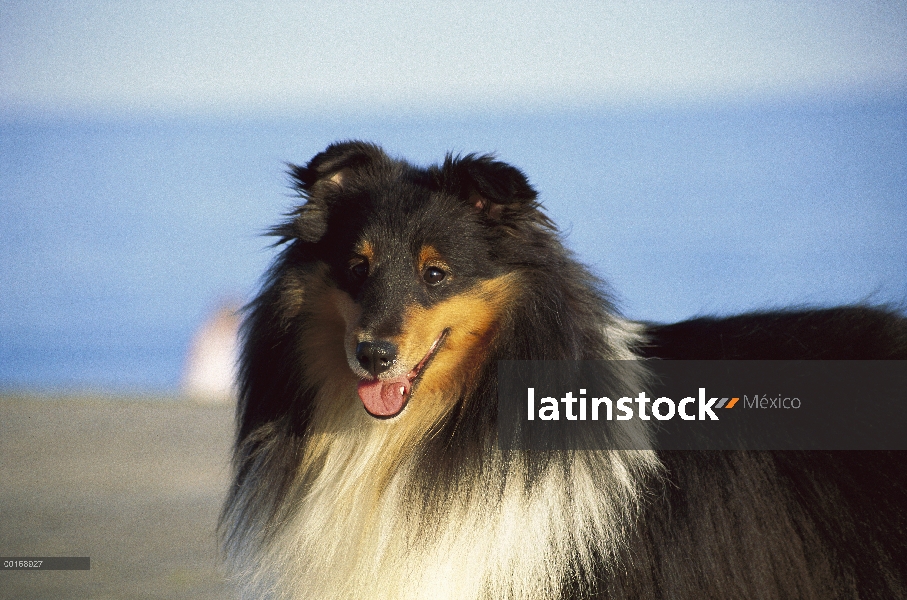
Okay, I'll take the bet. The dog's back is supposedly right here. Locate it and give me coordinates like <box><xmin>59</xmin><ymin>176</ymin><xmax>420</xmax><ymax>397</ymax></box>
<box><xmin>643</xmin><ymin>306</ymin><xmax>907</xmax><ymax>359</ymax></box>
<box><xmin>626</xmin><ymin>306</ymin><xmax>907</xmax><ymax>599</ymax></box>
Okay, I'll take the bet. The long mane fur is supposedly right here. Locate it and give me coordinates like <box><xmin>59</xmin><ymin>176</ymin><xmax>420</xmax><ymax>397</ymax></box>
<box><xmin>220</xmin><ymin>144</ymin><xmax>660</xmax><ymax>599</ymax></box>
<box><xmin>220</xmin><ymin>142</ymin><xmax>907</xmax><ymax>600</ymax></box>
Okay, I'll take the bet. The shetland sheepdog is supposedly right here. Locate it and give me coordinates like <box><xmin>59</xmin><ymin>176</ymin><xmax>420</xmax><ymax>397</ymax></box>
<box><xmin>221</xmin><ymin>141</ymin><xmax>907</xmax><ymax>599</ymax></box>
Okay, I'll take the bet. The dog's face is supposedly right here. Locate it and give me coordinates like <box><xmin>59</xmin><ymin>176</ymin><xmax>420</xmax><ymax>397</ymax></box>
<box><xmin>278</xmin><ymin>142</ymin><xmax>546</xmax><ymax>421</ymax></box>
<box><xmin>325</xmin><ymin>170</ymin><xmax>516</xmax><ymax>420</ymax></box>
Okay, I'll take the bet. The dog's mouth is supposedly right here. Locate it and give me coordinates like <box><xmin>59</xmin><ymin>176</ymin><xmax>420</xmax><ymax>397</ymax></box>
<box><xmin>356</xmin><ymin>329</ymin><xmax>450</xmax><ymax>419</ymax></box>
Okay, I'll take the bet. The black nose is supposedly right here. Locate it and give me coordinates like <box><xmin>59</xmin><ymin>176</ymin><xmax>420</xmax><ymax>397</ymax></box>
<box><xmin>355</xmin><ymin>341</ymin><xmax>397</xmax><ymax>377</ymax></box>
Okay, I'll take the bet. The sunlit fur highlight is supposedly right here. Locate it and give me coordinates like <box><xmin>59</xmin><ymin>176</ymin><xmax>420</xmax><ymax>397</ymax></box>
<box><xmin>237</xmin><ymin>435</ymin><xmax>657</xmax><ymax>600</ymax></box>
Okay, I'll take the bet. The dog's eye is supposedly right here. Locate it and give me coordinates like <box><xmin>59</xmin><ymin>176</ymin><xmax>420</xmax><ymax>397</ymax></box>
<box><xmin>423</xmin><ymin>266</ymin><xmax>446</xmax><ymax>285</ymax></box>
<box><xmin>349</xmin><ymin>259</ymin><xmax>369</xmax><ymax>281</ymax></box>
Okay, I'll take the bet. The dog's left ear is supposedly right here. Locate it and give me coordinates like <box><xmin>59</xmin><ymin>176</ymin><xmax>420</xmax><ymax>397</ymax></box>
<box><xmin>436</xmin><ymin>154</ymin><xmax>548</xmax><ymax>225</ymax></box>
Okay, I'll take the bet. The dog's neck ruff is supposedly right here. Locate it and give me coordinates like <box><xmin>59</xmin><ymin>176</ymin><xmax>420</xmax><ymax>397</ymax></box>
<box><xmin>232</xmin><ymin>408</ymin><xmax>657</xmax><ymax>600</ymax></box>
<box><xmin>228</xmin><ymin>318</ymin><xmax>658</xmax><ymax>600</ymax></box>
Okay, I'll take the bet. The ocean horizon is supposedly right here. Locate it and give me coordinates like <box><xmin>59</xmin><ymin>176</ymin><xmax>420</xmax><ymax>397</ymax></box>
<box><xmin>2</xmin><ymin>95</ymin><xmax>905</xmax><ymax>393</ymax></box>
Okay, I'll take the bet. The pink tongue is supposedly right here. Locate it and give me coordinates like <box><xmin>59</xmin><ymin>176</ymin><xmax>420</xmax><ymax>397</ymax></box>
<box><xmin>357</xmin><ymin>377</ymin><xmax>411</xmax><ymax>417</ymax></box>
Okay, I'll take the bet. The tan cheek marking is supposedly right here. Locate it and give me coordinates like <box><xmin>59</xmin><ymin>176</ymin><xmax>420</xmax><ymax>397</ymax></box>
<box><xmin>338</xmin><ymin>277</ymin><xmax>519</xmax><ymax>479</ymax></box>
<box><xmin>394</xmin><ymin>274</ymin><xmax>520</xmax><ymax>424</ymax></box>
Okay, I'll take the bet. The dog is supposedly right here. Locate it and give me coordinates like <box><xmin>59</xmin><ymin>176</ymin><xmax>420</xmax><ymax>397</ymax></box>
<box><xmin>220</xmin><ymin>141</ymin><xmax>907</xmax><ymax>599</ymax></box>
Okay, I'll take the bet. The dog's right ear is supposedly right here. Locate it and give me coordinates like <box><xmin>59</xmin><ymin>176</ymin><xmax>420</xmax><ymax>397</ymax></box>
<box><xmin>289</xmin><ymin>141</ymin><xmax>384</xmax><ymax>193</ymax></box>
<box><xmin>276</xmin><ymin>141</ymin><xmax>384</xmax><ymax>243</ymax></box>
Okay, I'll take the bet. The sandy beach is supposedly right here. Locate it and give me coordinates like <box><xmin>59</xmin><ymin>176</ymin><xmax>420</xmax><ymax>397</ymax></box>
<box><xmin>0</xmin><ymin>396</ymin><xmax>240</xmax><ymax>599</ymax></box>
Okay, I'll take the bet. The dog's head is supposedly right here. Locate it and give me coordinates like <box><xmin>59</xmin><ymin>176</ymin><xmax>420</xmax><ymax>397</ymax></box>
<box><xmin>274</xmin><ymin>141</ymin><xmax>553</xmax><ymax>420</ymax></box>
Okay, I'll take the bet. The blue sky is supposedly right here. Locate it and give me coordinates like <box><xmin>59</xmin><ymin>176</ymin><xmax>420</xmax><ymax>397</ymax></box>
<box><xmin>2</xmin><ymin>0</ymin><xmax>905</xmax><ymax>117</ymax></box>
<box><xmin>1</xmin><ymin>1</ymin><xmax>905</xmax><ymax>391</ymax></box>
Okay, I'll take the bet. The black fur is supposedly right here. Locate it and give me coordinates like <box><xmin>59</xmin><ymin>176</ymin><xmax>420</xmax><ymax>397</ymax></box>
<box><xmin>628</xmin><ymin>308</ymin><xmax>907</xmax><ymax>599</ymax></box>
<box><xmin>222</xmin><ymin>141</ymin><xmax>907</xmax><ymax>599</ymax></box>
<box><xmin>643</xmin><ymin>306</ymin><xmax>907</xmax><ymax>360</ymax></box>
